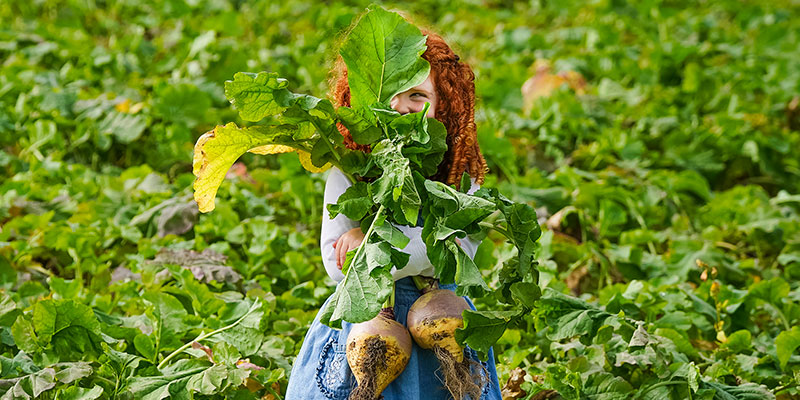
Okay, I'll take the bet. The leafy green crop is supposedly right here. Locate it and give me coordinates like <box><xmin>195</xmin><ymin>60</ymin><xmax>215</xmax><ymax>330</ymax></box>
<box><xmin>1</xmin><ymin>0</ymin><xmax>798</xmax><ymax>398</ymax></box>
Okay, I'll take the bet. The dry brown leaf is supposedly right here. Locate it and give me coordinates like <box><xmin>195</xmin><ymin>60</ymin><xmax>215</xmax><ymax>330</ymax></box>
<box><xmin>236</xmin><ymin>358</ymin><xmax>264</xmax><ymax>370</ymax></box>
<box><xmin>501</xmin><ymin>368</ymin><xmax>527</xmax><ymax>400</ymax></box>
<box><xmin>565</xmin><ymin>265</ymin><xmax>589</xmax><ymax>295</ymax></box>
<box><xmin>692</xmin><ymin>339</ymin><xmax>718</xmax><ymax>351</ymax></box>
<box><xmin>522</xmin><ymin>60</ymin><xmax>586</xmax><ymax>112</ymax></box>
<box><xmin>191</xmin><ymin>341</ymin><xmax>214</xmax><ymax>362</ymax></box>
<box><xmin>147</xmin><ymin>248</ymin><xmax>242</xmax><ymax>284</ymax></box>
<box><xmin>544</xmin><ymin>206</ymin><xmax>584</xmax><ymax>244</ymax></box>
<box><xmin>244</xmin><ymin>378</ymin><xmax>264</xmax><ymax>392</ymax></box>
<box><xmin>545</xmin><ymin>207</ymin><xmax>567</xmax><ymax>232</ymax></box>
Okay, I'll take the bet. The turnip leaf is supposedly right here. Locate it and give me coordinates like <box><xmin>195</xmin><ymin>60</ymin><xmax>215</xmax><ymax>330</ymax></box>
<box><xmin>776</xmin><ymin>326</ymin><xmax>800</xmax><ymax>370</ymax></box>
<box><xmin>339</xmin><ymin>5</ymin><xmax>430</xmax><ymax>108</ymax></box>
<box><xmin>327</xmin><ymin>181</ymin><xmax>372</xmax><ymax>220</ymax></box>
<box><xmin>454</xmin><ymin>310</ymin><xmax>519</xmax><ymax>359</ymax></box>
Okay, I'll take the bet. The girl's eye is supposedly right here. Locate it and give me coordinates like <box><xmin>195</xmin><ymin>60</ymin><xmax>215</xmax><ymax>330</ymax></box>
<box><xmin>410</xmin><ymin>92</ymin><xmax>427</xmax><ymax>98</ymax></box>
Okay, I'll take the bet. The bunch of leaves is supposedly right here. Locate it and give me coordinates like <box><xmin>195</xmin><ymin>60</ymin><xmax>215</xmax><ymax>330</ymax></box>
<box><xmin>191</xmin><ymin>4</ymin><xmax>544</xmax><ymax>350</ymax></box>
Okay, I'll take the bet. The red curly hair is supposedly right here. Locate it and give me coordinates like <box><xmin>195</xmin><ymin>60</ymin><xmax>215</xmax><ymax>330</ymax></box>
<box><xmin>330</xmin><ymin>29</ymin><xmax>488</xmax><ymax>186</ymax></box>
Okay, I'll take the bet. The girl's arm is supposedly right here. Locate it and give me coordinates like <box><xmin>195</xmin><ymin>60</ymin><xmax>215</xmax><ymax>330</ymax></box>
<box><xmin>320</xmin><ymin>168</ymin><xmax>359</xmax><ymax>282</ymax></box>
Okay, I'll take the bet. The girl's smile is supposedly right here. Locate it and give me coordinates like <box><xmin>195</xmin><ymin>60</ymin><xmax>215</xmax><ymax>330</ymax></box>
<box><xmin>390</xmin><ymin>75</ymin><xmax>437</xmax><ymax>117</ymax></box>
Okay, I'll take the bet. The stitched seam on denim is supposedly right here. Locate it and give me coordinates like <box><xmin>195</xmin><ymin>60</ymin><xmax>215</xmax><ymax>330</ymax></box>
<box><xmin>481</xmin><ymin>358</ymin><xmax>491</xmax><ymax>395</ymax></box>
<box><xmin>315</xmin><ymin>336</ymin><xmax>350</xmax><ymax>399</ymax></box>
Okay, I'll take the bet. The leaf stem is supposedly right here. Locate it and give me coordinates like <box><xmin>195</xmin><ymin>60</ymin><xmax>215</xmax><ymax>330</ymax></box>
<box><xmin>157</xmin><ymin>298</ymin><xmax>261</xmax><ymax>370</ymax></box>
<box><xmin>265</xmin><ymin>383</ymin><xmax>284</xmax><ymax>400</ymax></box>
<box><xmin>345</xmin><ymin>205</ymin><xmax>386</xmax><ymax>275</ymax></box>
<box><xmin>382</xmin><ymin>285</ymin><xmax>395</xmax><ymax>309</ymax></box>
<box><xmin>338</xmin><ymin>205</ymin><xmax>388</xmax><ymax>320</ymax></box>
<box><xmin>300</xmin><ymin>114</ymin><xmax>343</xmax><ymax>164</ymax></box>
<box><xmin>411</xmin><ymin>275</ymin><xmax>437</xmax><ymax>293</ymax></box>
<box><xmin>776</xmin><ymin>382</ymin><xmax>799</xmax><ymax>394</ymax></box>
<box><xmin>764</xmin><ymin>302</ymin><xmax>791</xmax><ymax>331</ymax></box>
<box><xmin>325</xmin><ymin>141</ymin><xmax>342</xmax><ymax>163</ymax></box>
<box><xmin>478</xmin><ymin>221</ymin><xmax>512</xmax><ymax>239</ymax></box>
<box><xmin>411</xmin><ymin>275</ymin><xmax>428</xmax><ymax>290</ymax></box>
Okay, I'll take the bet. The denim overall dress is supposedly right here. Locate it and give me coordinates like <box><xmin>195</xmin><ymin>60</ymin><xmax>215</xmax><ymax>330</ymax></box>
<box><xmin>285</xmin><ymin>276</ymin><xmax>504</xmax><ymax>400</ymax></box>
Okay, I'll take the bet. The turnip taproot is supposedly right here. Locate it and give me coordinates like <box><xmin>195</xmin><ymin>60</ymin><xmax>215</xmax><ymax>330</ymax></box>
<box><xmin>407</xmin><ymin>286</ymin><xmax>486</xmax><ymax>400</ymax></box>
<box><xmin>346</xmin><ymin>308</ymin><xmax>412</xmax><ymax>400</ymax></box>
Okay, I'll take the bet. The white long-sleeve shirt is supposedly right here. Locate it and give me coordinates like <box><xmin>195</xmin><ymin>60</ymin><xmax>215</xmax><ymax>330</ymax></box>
<box><xmin>321</xmin><ymin>168</ymin><xmax>481</xmax><ymax>282</ymax></box>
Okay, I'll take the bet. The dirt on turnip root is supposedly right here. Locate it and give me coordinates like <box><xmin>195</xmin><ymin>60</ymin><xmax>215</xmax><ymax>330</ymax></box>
<box><xmin>348</xmin><ymin>335</ymin><xmax>388</xmax><ymax>400</ymax></box>
<box><xmin>433</xmin><ymin>345</ymin><xmax>487</xmax><ymax>400</ymax></box>
<box><xmin>346</xmin><ymin>315</ymin><xmax>411</xmax><ymax>400</ymax></box>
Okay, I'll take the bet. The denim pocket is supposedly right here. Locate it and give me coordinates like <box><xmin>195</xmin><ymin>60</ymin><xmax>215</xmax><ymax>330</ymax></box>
<box><xmin>315</xmin><ymin>336</ymin><xmax>354</xmax><ymax>399</ymax></box>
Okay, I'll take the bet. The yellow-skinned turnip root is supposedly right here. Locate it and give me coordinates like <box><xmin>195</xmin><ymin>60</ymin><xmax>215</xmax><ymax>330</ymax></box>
<box><xmin>346</xmin><ymin>308</ymin><xmax>412</xmax><ymax>400</ymax></box>
<box><xmin>407</xmin><ymin>288</ymin><xmax>486</xmax><ymax>400</ymax></box>
<box><xmin>407</xmin><ymin>289</ymin><xmax>470</xmax><ymax>362</ymax></box>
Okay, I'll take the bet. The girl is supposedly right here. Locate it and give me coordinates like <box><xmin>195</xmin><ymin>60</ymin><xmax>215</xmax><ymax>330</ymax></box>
<box><xmin>285</xmin><ymin>28</ymin><xmax>503</xmax><ymax>400</ymax></box>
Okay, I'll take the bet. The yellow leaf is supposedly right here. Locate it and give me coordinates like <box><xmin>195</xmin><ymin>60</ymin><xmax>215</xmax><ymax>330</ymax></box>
<box><xmin>193</xmin><ymin>122</ymin><xmax>323</xmax><ymax>212</ymax></box>
<box><xmin>193</xmin><ymin>123</ymin><xmax>289</xmax><ymax>213</ymax></box>
<box><xmin>743</xmin><ymin>113</ymin><xmax>768</xmax><ymax>127</ymax></box>
<box><xmin>249</xmin><ymin>145</ymin><xmax>296</xmax><ymax>155</ymax></box>
<box><xmin>297</xmin><ymin>150</ymin><xmax>331</xmax><ymax>173</ymax></box>
<box><xmin>129</xmin><ymin>102</ymin><xmax>145</xmax><ymax>114</ymax></box>
<box><xmin>192</xmin><ymin>129</ymin><xmax>221</xmax><ymax>213</ymax></box>
<box><xmin>115</xmin><ymin>99</ymin><xmax>131</xmax><ymax>113</ymax></box>
<box><xmin>192</xmin><ymin>130</ymin><xmax>215</xmax><ymax>177</ymax></box>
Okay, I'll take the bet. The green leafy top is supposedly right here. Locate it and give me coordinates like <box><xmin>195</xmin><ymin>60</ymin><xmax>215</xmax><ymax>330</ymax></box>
<box><xmin>339</xmin><ymin>4</ymin><xmax>431</xmax><ymax>108</ymax></box>
<box><xmin>192</xmin><ymin>5</ymin><xmax>541</xmax><ymax>346</ymax></box>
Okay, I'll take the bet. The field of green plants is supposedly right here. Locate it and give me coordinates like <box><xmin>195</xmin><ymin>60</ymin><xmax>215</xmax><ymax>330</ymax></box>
<box><xmin>2</xmin><ymin>0</ymin><xmax>800</xmax><ymax>399</ymax></box>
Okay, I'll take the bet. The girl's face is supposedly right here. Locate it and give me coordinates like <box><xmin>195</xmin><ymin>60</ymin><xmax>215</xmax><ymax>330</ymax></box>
<box><xmin>390</xmin><ymin>74</ymin><xmax>437</xmax><ymax>118</ymax></box>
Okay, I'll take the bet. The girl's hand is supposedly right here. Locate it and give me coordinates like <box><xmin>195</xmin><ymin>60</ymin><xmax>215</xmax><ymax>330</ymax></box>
<box><xmin>332</xmin><ymin>228</ymin><xmax>366</xmax><ymax>269</ymax></box>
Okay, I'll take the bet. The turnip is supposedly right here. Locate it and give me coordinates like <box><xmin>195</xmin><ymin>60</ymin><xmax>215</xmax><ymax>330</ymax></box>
<box><xmin>346</xmin><ymin>307</ymin><xmax>412</xmax><ymax>400</ymax></box>
<box><xmin>407</xmin><ymin>278</ymin><xmax>486</xmax><ymax>400</ymax></box>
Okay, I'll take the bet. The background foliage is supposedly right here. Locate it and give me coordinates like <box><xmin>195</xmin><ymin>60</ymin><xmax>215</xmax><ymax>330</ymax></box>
<box><xmin>1</xmin><ymin>0</ymin><xmax>799</xmax><ymax>398</ymax></box>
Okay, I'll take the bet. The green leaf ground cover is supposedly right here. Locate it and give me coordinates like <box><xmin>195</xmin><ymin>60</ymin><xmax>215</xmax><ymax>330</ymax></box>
<box><xmin>1</xmin><ymin>0</ymin><xmax>799</xmax><ymax>398</ymax></box>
